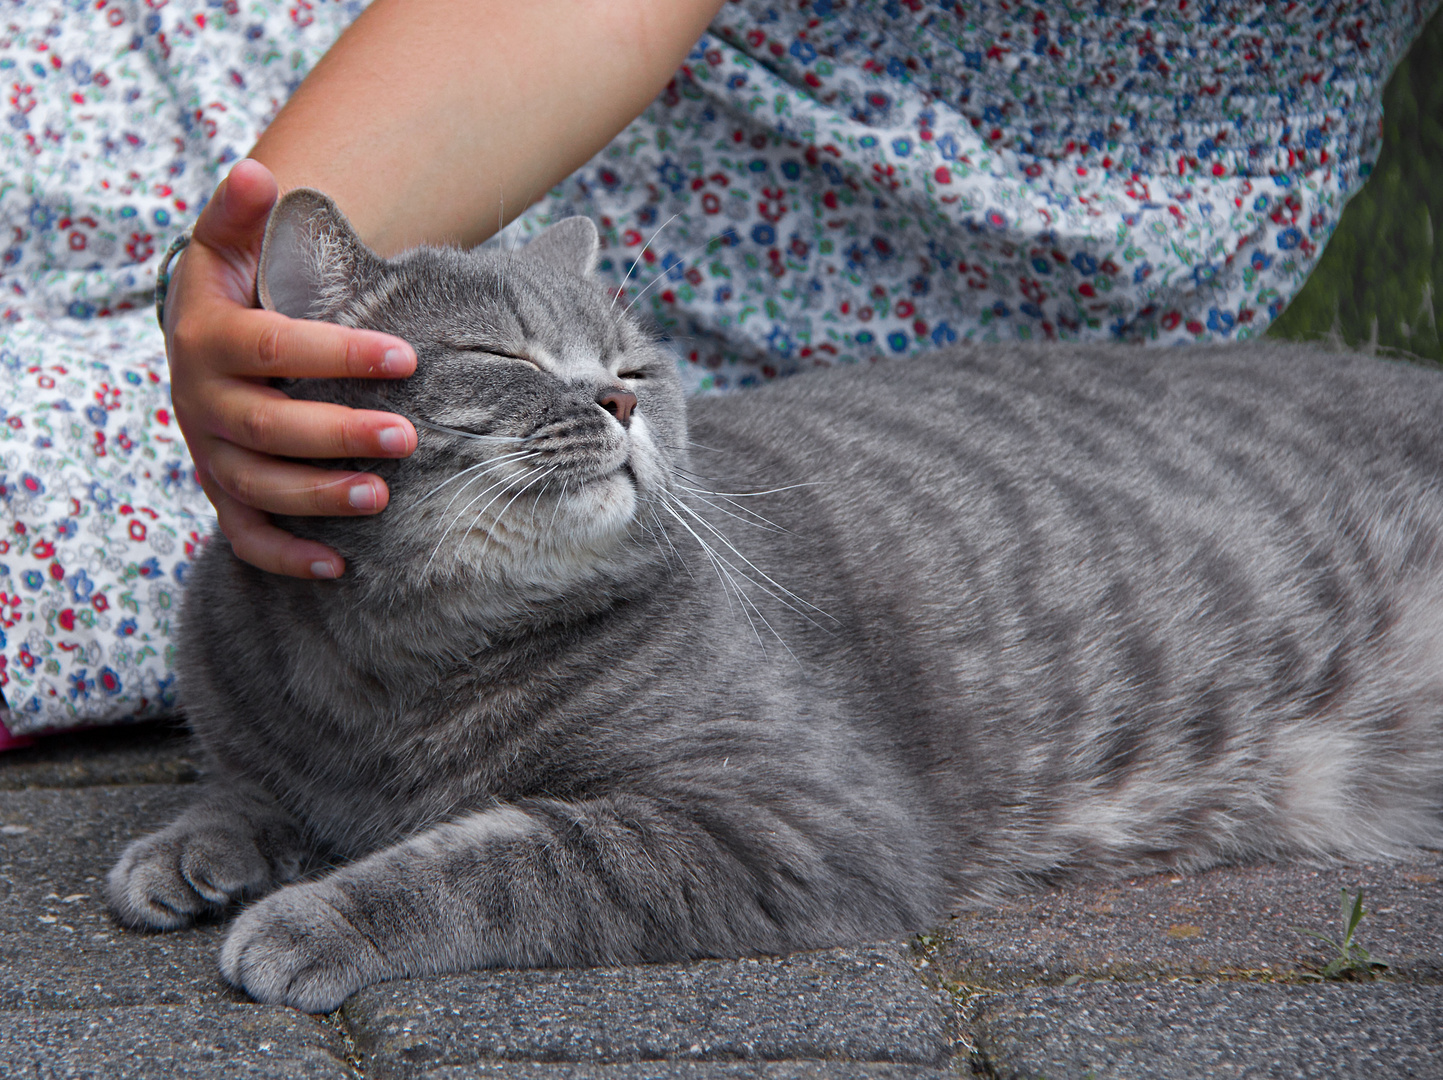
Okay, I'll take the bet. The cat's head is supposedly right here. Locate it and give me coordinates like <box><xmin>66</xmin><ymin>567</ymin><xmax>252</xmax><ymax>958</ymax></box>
<box><xmin>255</xmin><ymin>188</ymin><xmax>687</xmax><ymax>602</ymax></box>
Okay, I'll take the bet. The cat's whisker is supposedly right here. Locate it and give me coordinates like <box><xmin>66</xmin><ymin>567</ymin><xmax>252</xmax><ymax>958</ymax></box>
<box><xmin>657</xmin><ymin>497</ymin><xmax>804</xmax><ymax>660</ymax></box>
<box><xmin>417</xmin><ymin>450</ymin><xmax>541</xmax><ymax>506</ymax></box>
<box><xmin>695</xmin><ymin>532</ymin><xmax>790</xmax><ymax>660</ymax></box>
<box><xmin>662</xmin><ymin>510</ymin><xmax>829</xmax><ymax>640</ymax></box>
<box><xmin>650</xmin><ymin>503</ymin><xmax>689</xmax><ymax>575</ymax></box>
<box><xmin>503</xmin><ymin>188</ymin><xmax>537</xmax><ymax>292</ymax></box>
<box><xmin>670</xmin><ymin>463</ymin><xmax>826</xmax><ymax>531</ymax></box>
<box><xmin>634</xmin><ymin>501</ymin><xmax>687</xmax><ymax>578</ymax></box>
<box><xmin>646</xmin><ymin>529</ymin><xmax>674</xmax><ymax>573</ymax></box>
<box><xmin>545</xmin><ymin>478</ymin><xmax>571</xmax><ymax>535</ymax></box>
<box><xmin>433</xmin><ymin>471</ymin><xmax>540</xmax><ymax>572</ymax></box>
<box><xmin>425</xmin><ymin>466</ymin><xmax>545</xmax><ymax>573</ymax></box>
<box><xmin>411</xmin><ymin>417</ymin><xmax>533</xmax><ymax>444</ymax></box>
<box><xmin>670</xmin><ymin>458</ymin><xmax>807</xmax><ymax>494</ymax></box>
<box><xmin>676</xmin><ymin>478</ymin><xmax>824</xmax><ymax>499</ymax></box>
<box><xmin>643</xmin><ymin>503</ymin><xmax>683</xmax><ymax>574</ymax></box>
<box><xmin>693</xmin><ymin>493</ymin><xmax>790</xmax><ymax>533</ymax></box>
<box><xmin>699</xmin><ymin>548</ymin><xmax>816</xmax><ymax>643</ymax></box>
<box><xmin>717</xmin><ymin>565</ymin><xmax>782</xmax><ymax>658</ymax></box>
<box><xmin>631</xmin><ymin>510</ymin><xmax>668</xmax><ymax>569</ymax></box>
<box><xmin>661</xmin><ymin>491</ymin><xmax>833</xmax><ymax>625</ymax></box>
<box><xmin>658</xmin><ymin>500</ymin><xmax>750</xmax><ymax>631</ymax></box>
<box><xmin>256</xmin><ymin>470</ymin><xmax>374</xmax><ymax>497</ymax></box>
<box><xmin>525</xmin><ymin>469</ymin><xmax>556</xmax><ymax>524</ymax></box>
<box><xmin>429</xmin><ymin>454</ymin><xmax>542</xmax><ymax>529</ymax></box>
<box><xmin>472</xmin><ymin>465</ymin><xmax>561</xmax><ymax>563</ymax></box>
<box><xmin>617</xmin><ymin>227</ymin><xmax>741</xmax><ymax>319</ymax></box>
<box><xmin>737</xmin><ymin>592</ymin><xmax>792</xmax><ymax>662</ymax></box>
<box><xmin>676</xmin><ymin>489</ymin><xmax>788</xmax><ymax>534</ymax></box>
<box><xmin>672</xmin><ymin>477</ymin><xmax>798</xmax><ymax>530</ymax></box>
<box><xmin>496</xmin><ymin>190</ymin><xmax>505</xmax><ymax>294</ymax></box>
<box><xmin>446</xmin><ymin>466</ymin><xmax>547</xmax><ymax>553</ymax></box>
<box><xmin>608</xmin><ymin>213</ymin><xmax>680</xmax><ymax>313</ymax></box>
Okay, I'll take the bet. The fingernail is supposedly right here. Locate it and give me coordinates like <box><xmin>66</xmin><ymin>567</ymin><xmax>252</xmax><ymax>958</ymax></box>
<box><xmin>377</xmin><ymin>426</ymin><xmax>409</xmax><ymax>454</ymax></box>
<box><xmin>348</xmin><ymin>483</ymin><xmax>378</xmax><ymax>510</ymax></box>
<box><xmin>310</xmin><ymin>561</ymin><xmax>341</xmax><ymax>579</ymax></box>
<box><xmin>381</xmin><ymin>347</ymin><xmax>411</xmax><ymax>375</ymax></box>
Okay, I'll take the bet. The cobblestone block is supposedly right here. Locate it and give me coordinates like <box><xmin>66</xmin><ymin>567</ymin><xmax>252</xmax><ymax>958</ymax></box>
<box><xmin>923</xmin><ymin>856</ymin><xmax>1443</xmax><ymax>989</ymax></box>
<box><xmin>344</xmin><ymin>944</ymin><xmax>953</xmax><ymax>1078</ymax></box>
<box><xmin>0</xmin><ymin>785</ymin><xmax>234</xmax><ymax>1008</ymax></box>
<box><xmin>398</xmin><ymin>1065</ymin><xmax>953</xmax><ymax>1080</ymax></box>
<box><xmin>971</xmin><ymin>982</ymin><xmax>1443</xmax><ymax>1079</ymax></box>
<box><xmin>0</xmin><ymin>1005</ymin><xmax>355</xmax><ymax>1079</ymax></box>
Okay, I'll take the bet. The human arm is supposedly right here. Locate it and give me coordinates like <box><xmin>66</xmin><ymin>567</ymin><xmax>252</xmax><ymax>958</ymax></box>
<box><xmin>167</xmin><ymin>0</ymin><xmax>726</xmax><ymax>578</ymax></box>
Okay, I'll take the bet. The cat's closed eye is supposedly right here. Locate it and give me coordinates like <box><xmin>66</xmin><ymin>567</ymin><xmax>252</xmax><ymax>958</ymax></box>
<box><xmin>442</xmin><ymin>340</ymin><xmax>539</xmax><ymax>368</ymax></box>
<box><xmin>478</xmin><ymin>350</ymin><xmax>539</xmax><ymax>368</ymax></box>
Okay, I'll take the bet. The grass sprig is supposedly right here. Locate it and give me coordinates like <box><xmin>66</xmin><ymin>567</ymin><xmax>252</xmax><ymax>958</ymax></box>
<box><xmin>1292</xmin><ymin>888</ymin><xmax>1388</xmax><ymax>981</ymax></box>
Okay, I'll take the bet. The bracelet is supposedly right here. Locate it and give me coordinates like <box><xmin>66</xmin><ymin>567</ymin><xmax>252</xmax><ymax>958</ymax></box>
<box><xmin>154</xmin><ymin>230</ymin><xmax>193</xmax><ymax>331</ymax></box>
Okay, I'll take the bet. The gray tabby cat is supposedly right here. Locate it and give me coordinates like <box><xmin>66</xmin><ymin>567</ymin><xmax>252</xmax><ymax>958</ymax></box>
<box><xmin>107</xmin><ymin>190</ymin><xmax>1443</xmax><ymax>1013</ymax></box>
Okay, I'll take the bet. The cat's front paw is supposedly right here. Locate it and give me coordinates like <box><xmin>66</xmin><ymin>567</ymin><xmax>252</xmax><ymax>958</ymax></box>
<box><xmin>219</xmin><ymin>880</ymin><xmax>386</xmax><ymax>1012</ymax></box>
<box><xmin>106</xmin><ymin>819</ymin><xmax>290</xmax><ymax>931</ymax></box>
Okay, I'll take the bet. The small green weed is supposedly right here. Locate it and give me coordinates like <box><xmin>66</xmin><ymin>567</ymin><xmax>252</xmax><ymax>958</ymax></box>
<box><xmin>1292</xmin><ymin>888</ymin><xmax>1388</xmax><ymax>981</ymax></box>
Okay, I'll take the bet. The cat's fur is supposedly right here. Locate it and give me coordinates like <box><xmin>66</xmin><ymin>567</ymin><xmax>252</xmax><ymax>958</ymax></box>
<box><xmin>108</xmin><ymin>190</ymin><xmax>1443</xmax><ymax>1012</ymax></box>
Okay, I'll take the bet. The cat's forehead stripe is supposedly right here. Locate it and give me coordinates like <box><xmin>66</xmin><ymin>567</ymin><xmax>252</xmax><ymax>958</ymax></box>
<box><xmin>502</xmin><ymin>269</ymin><xmax>623</xmax><ymax>372</ymax></box>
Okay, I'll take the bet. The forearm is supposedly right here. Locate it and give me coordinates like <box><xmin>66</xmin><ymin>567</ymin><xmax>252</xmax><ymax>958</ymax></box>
<box><xmin>251</xmin><ymin>0</ymin><xmax>725</xmax><ymax>255</ymax></box>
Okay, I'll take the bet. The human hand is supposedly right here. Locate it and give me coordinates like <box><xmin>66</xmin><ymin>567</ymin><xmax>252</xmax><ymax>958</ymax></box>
<box><xmin>163</xmin><ymin>159</ymin><xmax>418</xmax><ymax>579</ymax></box>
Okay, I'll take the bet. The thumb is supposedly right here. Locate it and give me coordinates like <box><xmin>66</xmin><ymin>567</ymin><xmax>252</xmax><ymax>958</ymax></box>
<box><xmin>192</xmin><ymin>158</ymin><xmax>279</xmax><ymax>256</ymax></box>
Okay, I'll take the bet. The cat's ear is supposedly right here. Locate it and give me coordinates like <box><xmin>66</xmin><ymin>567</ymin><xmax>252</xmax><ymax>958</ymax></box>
<box><xmin>522</xmin><ymin>216</ymin><xmax>599</xmax><ymax>277</ymax></box>
<box><xmin>258</xmin><ymin>188</ymin><xmax>376</xmax><ymax>320</ymax></box>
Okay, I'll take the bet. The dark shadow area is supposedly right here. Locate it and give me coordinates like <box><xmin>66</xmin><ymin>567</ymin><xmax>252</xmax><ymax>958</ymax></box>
<box><xmin>1270</xmin><ymin>5</ymin><xmax>1443</xmax><ymax>362</ymax></box>
<box><xmin>0</xmin><ymin>718</ymin><xmax>197</xmax><ymax>790</ymax></box>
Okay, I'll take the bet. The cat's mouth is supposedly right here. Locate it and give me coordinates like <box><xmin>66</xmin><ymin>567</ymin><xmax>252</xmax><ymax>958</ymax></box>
<box><xmin>568</xmin><ymin>463</ymin><xmax>639</xmax><ymax>507</ymax></box>
<box><xmin>569</xmin><ymin>455</ymin><xmax>637</xmax><ymax>490</ymax></box>
<box><xmin>605</xmin><ymin>461</ymin><xmax>641</xmax><ymax>494</ymax></box>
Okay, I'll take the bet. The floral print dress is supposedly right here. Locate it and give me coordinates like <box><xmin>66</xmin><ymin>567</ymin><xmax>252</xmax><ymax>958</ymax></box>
<box><xmin>0</xmin><ymin>0</ymin><xmax>1435</xmax><ymax>739</ymax></box>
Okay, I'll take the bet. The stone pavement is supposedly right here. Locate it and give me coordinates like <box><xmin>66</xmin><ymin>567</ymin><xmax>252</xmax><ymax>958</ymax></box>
<box><xmin>2</xmin><ymin>722</ymin><xmax>1439</xmax><ymax>1078</ymax></box>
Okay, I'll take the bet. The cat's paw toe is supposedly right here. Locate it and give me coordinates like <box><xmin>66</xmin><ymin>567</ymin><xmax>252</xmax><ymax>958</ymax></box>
<box><xmin>220</xmin><ymin>882</ymin><xmax>383</xmax><ymax>1013</ymax></box>
<box><xmin>106</xmin><ymin>826</ymin><xmax>272</xmax><ymax>930</ymax></box>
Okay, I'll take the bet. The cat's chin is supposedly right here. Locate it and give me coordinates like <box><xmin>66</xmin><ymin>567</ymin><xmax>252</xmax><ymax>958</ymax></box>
<box><xmin>554</xmin><ymin>468</ymin><xmax>640</xmax><ymax>546</ymax></box>
<box><xmin>430</xmin><ymin>469</ymin><xmax>648</xmax><ymax>612</ymax></box>
<box><xmin>446</xmin><ymin>468</ymin><xmax>639</xmax><ymax>574</ymax></box>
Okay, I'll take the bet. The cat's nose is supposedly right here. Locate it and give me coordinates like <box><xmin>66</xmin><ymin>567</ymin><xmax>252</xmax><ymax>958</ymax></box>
<box><xmin>597</xmin><ymin>387</ymin><xmax>638</xmax><ymax>428</ymax></box>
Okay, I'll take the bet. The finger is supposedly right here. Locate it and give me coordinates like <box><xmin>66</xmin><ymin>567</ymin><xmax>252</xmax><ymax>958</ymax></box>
<box><xmin>205</xmin><ymin>384</ymin><xmax>416</xmax><ymax>460</ymax></box>
<box><xmin>192</xmin><ymin>159</ymin><xmax>279</xmax><ymax>256</ymax></box>
<box><xmin>206</xmin><ymin>440</ymin><xmax>393</xmax><ymax>518</ymax></box>
<box><xmin>173</xmin><ymin>303</ymin><xmax>415</xmax><ymax>381</ymax></box>
<box><xmin>210</xmin><ymin>489</ymin><xmax>347</xmax><ymax>580</ymax></box>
